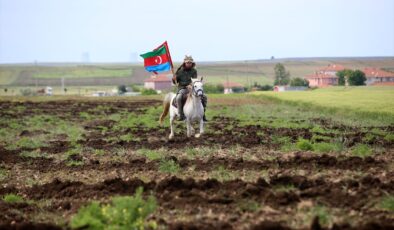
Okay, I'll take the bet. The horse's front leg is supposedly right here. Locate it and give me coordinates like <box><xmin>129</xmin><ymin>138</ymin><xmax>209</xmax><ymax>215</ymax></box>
<box><xmin>186</xmin><ymin>120</ymin><xmax>192</xmax><ymax>138</ymax></box>
<box><xmin>195</xmin><ymin>118</ymin><xmax>204</xmax><ymax>138</ymax></box>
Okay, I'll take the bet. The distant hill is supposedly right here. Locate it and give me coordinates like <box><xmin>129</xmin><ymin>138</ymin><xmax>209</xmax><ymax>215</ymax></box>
<box><xmin>1</xmin><ymin>57</ymin><xmax>393</xmax><ymax>87</ymax></box>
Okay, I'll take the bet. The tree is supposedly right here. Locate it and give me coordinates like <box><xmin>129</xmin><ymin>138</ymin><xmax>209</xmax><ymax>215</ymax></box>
<box><xmin>274</xmin><ymin>63</ymin><xmax>290</xmax><ymax>85</ymax></box>
<box><xmin>336</xmin><ymin>69</ymin><xmax>353</xmax><ymax>86</ymax></box>
<box><xmin>118</xmin><ymin>85</ymin><xmax>127</xmax><ymax>94</ymax></box>
<box><xmin>252</xmin><ymin>82</ymin><xmax>273</xmax><ymax>91</ymax></box>
<box><xmin>141</xmin><ymin>89</ymin><xmax>157</xmax><ymax>95</ymax></box>
<box><xmin>204</xmin><ymin>84</ymin><xmax>224</xmax><ymax>94</ymax></box>
<box><xmin>348</xmin><ymin>70</ymin><xmax>366</xmax><ymax>86</ymax></box>
<box><xmin>290</xmin><ymin>77</ymin><xmax>309</xmax><ymax>87</ymax></box>
<box><xmin>336</xmin><ymin>69</ymin><xmax>366</xmax><ymax>86</ymax></box>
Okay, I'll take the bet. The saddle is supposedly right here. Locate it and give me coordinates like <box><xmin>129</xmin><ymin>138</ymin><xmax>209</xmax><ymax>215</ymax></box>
<box><xmin>172</xmin><ymin>89</ymin><xmax>189</xmax><ymax>108</ymax></box>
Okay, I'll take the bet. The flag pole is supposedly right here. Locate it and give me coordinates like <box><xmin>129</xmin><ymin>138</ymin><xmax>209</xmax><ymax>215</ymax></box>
<box><xmin>163</xmin><ymin>41</ymin><xmax>177</xmax><ymax>86</ymax></box>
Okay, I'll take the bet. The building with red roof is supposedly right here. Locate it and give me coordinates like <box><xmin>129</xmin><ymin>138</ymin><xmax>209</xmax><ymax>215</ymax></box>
<box><xmin>304</xmin><ymin>73</ymin><xmax>339</xmax><ymax>87</ymax></box>
<box><xmin>363</xmin><ymin>67</ymin><xmax>394</xmax><ymax>86</ymax></box>
<box><xmin>144</xmin><ymin>74</ymin><xmax>173</xmax><ymax>91</ymax></box>
<box><xmin>223</xmin><ymin>82</ymin><xmax>244</xmax><ymax>94</ymax></box>
<box><xmin>304</xmin><ymin>64</ymin><xmax>345</xmax><ymax>87</ymax></box>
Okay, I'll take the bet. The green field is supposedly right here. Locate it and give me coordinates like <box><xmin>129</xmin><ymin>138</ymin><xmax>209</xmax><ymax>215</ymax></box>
<box><xmin>0</xmin><ymin>85</ymin><xmax>121</xmax><ymax>96</ymax></box>
<box><xmin>252</xmin><ymin>86</ymin><xmax>394</xmax><ymax>124</ymax></box>
<box><xmin>1</xmin><ymin>57</ymin><xmax>393</xmax><ymax>87</ymax></box>
<box><xmin>31</xmin><ymin>65</ymin><xmax>133</xmax><ymax>79</ymax></box>
<box><xmin>204</xmin><ymin>75</ymin><xmax>271</xmax><ymax>86</ymax></box>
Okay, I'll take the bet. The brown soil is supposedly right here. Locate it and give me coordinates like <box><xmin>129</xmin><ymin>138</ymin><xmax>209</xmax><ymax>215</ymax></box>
<box><xmin>0</xmin><ymin>100</ymin><xmax>393</xmax><ymax>230</ymax></box>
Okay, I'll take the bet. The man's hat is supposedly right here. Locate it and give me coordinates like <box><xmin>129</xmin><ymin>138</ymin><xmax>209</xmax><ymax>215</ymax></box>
<box><xmin>184</xmin><ymin>55</ymin><xmax>194</xmax><ymax>63</ymax></box>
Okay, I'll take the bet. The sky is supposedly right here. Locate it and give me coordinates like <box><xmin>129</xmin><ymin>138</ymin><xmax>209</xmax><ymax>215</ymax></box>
<box><xmin>0</xmin><ymin>0</ymin><xmax>393</xmax><ymax>63</ymax></box>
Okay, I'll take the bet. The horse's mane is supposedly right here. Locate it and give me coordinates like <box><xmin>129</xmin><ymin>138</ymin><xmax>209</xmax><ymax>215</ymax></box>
<box><xmin>186</xmin><ymin>85</ymin><xmax>193</xmax><ymax>103</ymax></box>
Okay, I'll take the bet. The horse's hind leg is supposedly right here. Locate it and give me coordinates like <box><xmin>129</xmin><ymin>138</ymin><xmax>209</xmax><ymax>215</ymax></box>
<box><xmin>190</xmin><ymin>125</ymin><xmax>195</xmax><ymax>136</ymax></box>
<box><xmin>169</xmin><ymin>116</ymin><xmax>175</xmax><ymax>140</ymax></box>
<box><xmin>195</xmin><ymin>119</ymin><xmax>204</xmax><ymax>138</ymax></box>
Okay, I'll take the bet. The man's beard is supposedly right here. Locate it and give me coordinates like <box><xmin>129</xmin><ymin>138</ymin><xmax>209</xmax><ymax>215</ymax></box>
<box><xmin>184</xmin><ymin>64</ymin><xmax>192</xmax><ymax>70</ymax></box>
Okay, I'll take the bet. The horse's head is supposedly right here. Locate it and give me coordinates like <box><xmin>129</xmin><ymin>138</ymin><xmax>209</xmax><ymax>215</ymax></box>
<box><xmin>192</xmin><ymin>78</ymin><xmax>204</xmax><ymax>97</ymax></box>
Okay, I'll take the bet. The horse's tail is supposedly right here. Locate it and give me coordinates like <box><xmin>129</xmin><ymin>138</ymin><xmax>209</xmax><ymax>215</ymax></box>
<box><xmin>159</xmin><ymin>92</ymin><xmax>174</xmax><ymax>125</ymax></box>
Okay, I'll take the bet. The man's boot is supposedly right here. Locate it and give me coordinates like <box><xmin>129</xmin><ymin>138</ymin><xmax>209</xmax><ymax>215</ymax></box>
<box><xmin>177</xmin><ymin>94</ymin><xmax>186</xmax><ymax>121</ymax></box>
<box><xmin>201</xmin><ymin>97</ymin><xmax>208</xmax><ymax>122</ymax></box>
<box><xmin>203</xmin><ymin>108</ymin><xmax>208</xmax><ymax>122</ymax></box>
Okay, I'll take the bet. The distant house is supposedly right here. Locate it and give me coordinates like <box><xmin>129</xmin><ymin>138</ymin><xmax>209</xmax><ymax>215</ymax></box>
<box><xmin>363</xmin><ymin>68</ymin><xmax>394</xmax><ymax>86</ymax></box>
<box><xmin>304</xmin><ymin>73</ymin><xmax>339</xmax><ymax>87</ymax></box>
<box><xmin>273</xmin><ymin>86</ymin><xmax>308</xmax><ymax>92</ymax></box>
<box><xmin>304</xmin><ymin>64</ymin><xmax>345</xmax><ymax>87</ymax></box>
<box><xmin>144</xmin><ymin>74</ymin><xmax>173</xmax><ymax>91</ymax></box>
<box><xmin>223</xmin><ymin>82</ymin><xmax>244</xmax><ymax>94</ymax></box>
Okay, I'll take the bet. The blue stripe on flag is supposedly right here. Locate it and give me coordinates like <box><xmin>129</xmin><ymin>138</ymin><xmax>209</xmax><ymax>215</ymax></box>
<box><xmin>145</xmin><ymin>62</ymin><xmax>171</xmax><ymax>72</ymax></box>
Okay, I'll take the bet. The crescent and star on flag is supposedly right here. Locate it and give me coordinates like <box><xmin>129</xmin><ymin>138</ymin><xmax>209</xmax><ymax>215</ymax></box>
<box><xmin>154</xmin><ymin>56</ymin><xmax>163</xmax><ymax>65</ymax></box>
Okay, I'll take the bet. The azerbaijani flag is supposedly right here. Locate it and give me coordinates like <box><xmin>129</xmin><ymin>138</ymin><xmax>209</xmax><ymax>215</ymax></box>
<box><xmin>140</xmin><ymin>42</ymin><xmax>173</xmax><ymax>73</ymax></box>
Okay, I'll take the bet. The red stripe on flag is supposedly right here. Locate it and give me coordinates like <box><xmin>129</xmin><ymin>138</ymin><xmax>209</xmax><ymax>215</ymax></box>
<box><xmin>143</xmin><ymin>53</ymin><xmax>169</xmax><ymax>67</ymax></box>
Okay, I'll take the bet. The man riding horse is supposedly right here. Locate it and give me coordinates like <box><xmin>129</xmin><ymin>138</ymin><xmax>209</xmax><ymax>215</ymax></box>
<box><xmin>173</xmin><ymin>55</ymin><xmax>208</xmax><ymax>121</ymax></box>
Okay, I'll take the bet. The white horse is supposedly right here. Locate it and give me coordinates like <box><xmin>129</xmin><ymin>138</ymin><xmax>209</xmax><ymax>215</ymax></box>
<box><xmin>160</xmin><ymin>78</ymin><xmax>205</xmax><ymax>140</ymax></box>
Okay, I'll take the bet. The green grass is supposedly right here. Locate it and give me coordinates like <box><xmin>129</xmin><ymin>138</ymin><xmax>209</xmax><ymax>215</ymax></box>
<box><xmin>313</xmin><ymin>142</ymin><xmax>343</xmax><ymax>153</ymax></box>
<box><xmin>31</xmin><ymin>66</ymin><xmax>132</xmax><ymax>79</ymax></box>
<box><xmin>237</xmin><ymin>199</ymin><xmax>261</xmax><ymax>212</ymax></box>
<box><xmin>253</xmin><ymin>86</ymin><xmax>394</xmax><ymax>125</ymax></box>
<box><xmin>308</xmin><ymin>205</ymin><xmax>332</xmax><ymax>226</ymax></box>
<box><xmin>0</xmin><ymin>68</ymin><xmax>21</xmax><ymax>84</ymax></box>
<box><xmin>211</xmin><ymin>165</ymin><xmax>235</xmax><ymax>182</ymax></box>
<box><xmin>296</xmin><ymin>139</ymin><xmax>314</xmax><ymax>151</ymax></box>
<box><xmin>351</xmin><ymin>144</ymin><xmax>373</xmax><ymax>158</ymax></box>
<box><xmin>20</xmin><ymin>150</ymin><xmax>49</xmax><ymax>159</ymax></box>
<box><xmin>137</xmin><ymin>149</ymin><xmax>163</xmax><ymax>161</ymax></box>
<box><xmin>70</xmin><ymin>187</ymin><xmax>157</xmax><ymax>230</ymax></box>
<box><xmin>113</xmin><ymin>106</ymin><xmax>165</xmax><ymax>132</ymax></box>
<box><xmin>384</xmin><ymin>133</ymin><xmax>394</xmax><ymax>142</ymax></box>
<box><xmin>65</xmin><ymin>145</ymin><xmax>84</xmax><ymax>166</ymax></box>
<box><xmin>204</xmin><ymin>75</ymin><xmax>272</xmax><ymax>86</ymax></box>
<box><xmin>79</xmin><ymin>112</ymin><xmax>93</xmax><ymax>120</ymax></box>
<box><xmin>93</xmin><ymin>149</ymin><xmax>105</xmax><ymax>156</ymax></box>
<box><xmin>6</xmin><ymin>136</ymin><xmax>48</xmax><ymax>150</ymax></box>
<box><xmin>158</xmin><ymin>159</ymin><xmax>180</xmax><ymax>174</ymax></box>
<box><xmin>0</xmin><ymin>85</ymin><xmax>120</xmax><ymax>96</ymax></box>
<box><xmin>2</xmin><ymin>194</ymin><xmax>25</xmax><ymax>203</ymax></box>
<box><xmin>66</xmin><ymin>160</ymin><xmax>84</xmax><ymax>167</ymax></box>
<box><xmin>274</xmin><ymin>184</ymin><xmax>296</xmax><ymax>192</ymax></box>
<box><xmin>379</xmin><ymin>196</ymin><xmax>394</xmax><ymax>212</ymax></box>
<box><xmin>119</xmin><ymin>133</ymin><xmax>136</xmax><ymax>142</ymax></box>
<box><xmin>1</xmin><ymin>115</ymin><xmax>85</xmax><ymax>151</ymax></box>
<box><xmin>0</xmin><ymin>168</ymin><xmax>8</xmax><ymax>181</ymax></box>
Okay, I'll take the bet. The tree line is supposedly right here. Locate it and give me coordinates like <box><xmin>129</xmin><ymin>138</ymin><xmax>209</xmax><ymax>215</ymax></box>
<box><xmin>273</xmin><ymin>63</ymin><xmax>367</xmax><ymax>87</ymax></box>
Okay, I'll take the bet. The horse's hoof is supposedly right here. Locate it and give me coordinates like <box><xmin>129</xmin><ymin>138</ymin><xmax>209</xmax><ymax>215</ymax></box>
<box><xmin>169</xmin><ymin>135</ymin><xmax>174</xmax><ymax>140</ymax></box>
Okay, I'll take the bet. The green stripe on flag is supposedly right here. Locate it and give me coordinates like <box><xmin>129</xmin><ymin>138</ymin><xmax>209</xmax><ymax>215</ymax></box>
<box><xmin>140</xmin><ymin>45</ymin><xmax>167</xmax><ymax>59</ymax></box>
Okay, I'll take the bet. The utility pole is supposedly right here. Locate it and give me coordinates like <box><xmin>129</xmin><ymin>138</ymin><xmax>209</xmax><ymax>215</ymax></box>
<box><xmin>61</xmin><ymin>77</ymin><xmax>65</xmax><ymax>95</ymax></box>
